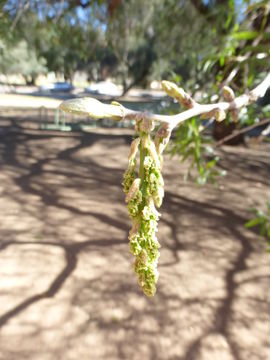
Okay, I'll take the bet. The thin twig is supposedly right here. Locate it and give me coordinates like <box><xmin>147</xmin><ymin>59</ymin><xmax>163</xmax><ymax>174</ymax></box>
<box><xmin>220</xmin><ymin>34</ymin><xmax>263</xmax><ymax>88</ymax></box>
<box><xmin>60</xmin><ymin>73</ymin><xmax>270</xmax><ymax>154</ymax></box>
<box><xmin>159</xmin><ymin>73</ymin><xmax>270</xmax><ymax>129</ymax></box>
<box><xmin>60</xmin><ymin>73</ymin><xmax>270</xmax><ymax>129</ymax></box>
<box><xmin>11</xmin><ymin>0</ymin><xmax>30</xmax><ymax>31</ymax></box>
<box><xmin>215</xmin><ymin>118</ymin><xmax>270</xmax><ymax>147</ymax></box>
<box><xmin>152</xmin><ymin>73</ymin><xmax>270</xmax><ymax>151</ymax></box>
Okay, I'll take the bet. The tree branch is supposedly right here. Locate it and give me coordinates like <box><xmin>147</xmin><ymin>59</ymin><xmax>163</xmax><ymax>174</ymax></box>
<box><xmin>59</xmin><ymin>73</ymin><xmax>270</xmax><ymax>152</ymax></box>
<box><xmin>156</xmin><ymin>74</ymin><xmax>270</xmax><ymax>150</ymax></box>
<box><xmin>10</xmin><ymin>0</ymin><xmax>30</xmax><ymax>31</ymax></box>
<box><xmin>60</xmin><ymin>73</ymin><xmax>270</xmax><ymax>124</ymax></box>
<box><xmin>154</xmin><ymin>73</ymin><xmax>270</xmax><ymax>150</ymax></box>
<box><xmin>215</xmin><ymin>118</ymin><xmax>270</xmax><ymax>147</ymax></box>
<box><xmin>159</xmin><ymin>73</ymin><xmax>270</xmax><ymax>129</ymax></box>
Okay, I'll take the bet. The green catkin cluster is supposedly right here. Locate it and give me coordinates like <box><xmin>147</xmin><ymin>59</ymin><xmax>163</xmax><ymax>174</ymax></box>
<box><xmin>123</xmin><ymin>115</ymin><xmax>164</xmax><ymax>296</ymax></box>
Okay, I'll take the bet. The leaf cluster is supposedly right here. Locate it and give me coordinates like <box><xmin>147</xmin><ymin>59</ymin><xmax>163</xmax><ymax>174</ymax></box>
<box><xmin>169</xmin><ymin>117</ymin><xmax>226</xmax><ymax>184</ymax></box>
<box><xmin>245</xmin><ymin>202</ymin><xmax>270</xmax><ymax>251</ymax></box>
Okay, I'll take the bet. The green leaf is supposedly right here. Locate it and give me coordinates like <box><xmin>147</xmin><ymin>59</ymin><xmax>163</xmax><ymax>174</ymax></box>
<box><xmin>260</xmin><ymin>223</ymin><xmax>266</xmax><ymax>236</ymax></box>
<box><xmin>181</xmin><ymin>148</ymin><xmax>194</xmax><ymax>162</ymax></box>
<box><xmin>262</xmin><ymin>32</ymin><xmax>270</xmax><ymax>40</ymax></box>
<box><xmin>219</xmin><ymin>56</ymin><xmax>225</xmax><ymax>67</ymax></box>
<box><xmin>245</xmin><ymin>218</ymin><xmax>265</xmax><ymax>228</ymax></box>
<box><xmin>239</xmin><ymin>44</ymin><xmax>270</xmax><ymax>54</ymax></box>
<box><xmin>206</xmin><ymin>159</ymin><xmax>216</xmax><ymax>169</ymax></box>
<box><xmin>232</xmin><ymin>31</ymin><xmax>259</xmax><ymax>40</ymax></box>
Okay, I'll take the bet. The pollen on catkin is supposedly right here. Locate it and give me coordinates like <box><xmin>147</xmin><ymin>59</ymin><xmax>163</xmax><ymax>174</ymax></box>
<box><xmin>123</xmin><ymin>114</ymin><xmax>165</xmax><ymax>297</ymax></box>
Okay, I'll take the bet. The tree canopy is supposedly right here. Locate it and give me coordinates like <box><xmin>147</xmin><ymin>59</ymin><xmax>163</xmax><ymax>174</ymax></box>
<box><xmin>0</xmin><ymin>0</ymin><xmax>269</xmax><ymax>89</ymax></box>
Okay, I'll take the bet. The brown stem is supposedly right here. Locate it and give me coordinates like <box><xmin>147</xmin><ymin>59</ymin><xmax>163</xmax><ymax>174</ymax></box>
<box><xmin>215</xmin><ymin>118</ymin><xmax>270</xmax><ymax>147</ymax></box>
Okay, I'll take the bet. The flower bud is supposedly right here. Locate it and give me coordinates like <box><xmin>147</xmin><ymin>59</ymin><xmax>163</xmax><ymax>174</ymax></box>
<box><xmin>129</xmin><ymin>220</ymin><xmax>140</xmax><ymax>237</ymax></box>
<box><xmin>200</xmin><ymin>112</ymin><xmax>213</xmax><ymax>120</ymax></box>
<box><xmin>201</xmin><ymin>108</ymin><xmax>226</xmax><ymax>122</ymax></box>
<box><xmin>142</xmin><ymin>137</ymin><xmax>160</xmax><ymax>168</ymax></box>
<box><xmin>231</xmin><ymin>109</ymin><xmax>239</xmax><ymax>123</ymax></box>
<box><xmin>137</xmin><ymin>249</ymin><xmax>148</xmax><ymax>266</ymax></box>
<box><xmin>148</xmin><ymin>197</ymin><xmax>161</xmax><ymax>219</ymax></box>
<box><xmin>222</xmin><ymin>86</ymin><xmax>235</xmax><ymax>102</ymax></box>
<box><xmin>135</xmin><ymin>113</ymin><xmax>155</xmax><ymax>133</ymax></box>
<box><xmin>130</xmin><ymin>237</ymin><xmax>142</xmax><ymax>256</ymax></box>
<box><xmin>153</xmin><ymin>186</ymin><xmax>164</xmax><ymax>208</ymax></box>
<box><xmin>214</xmin><ymin>108</ymin><xmax>226</xmax><ymax>122</ymax></box>
<box><xmin>148</xmin><ymin>141</ymin><xmax>161</xmax><ymax>167</ymax></box>
<box><xmin>161</xmin><ymin>80</ymin><xmax>195</xmax><ymax>108</ymax></box>
<box><xmin>162</xmin><ymin>80</ymin><xmax>186</xmax><ymax>101</ymax></box>
<box><xmin>59</xmin><ymin>97</ymin><xmax>124</xmax><ymax>120</ymax></box>
<box><xmin>125</xmin><ymin>178</ymin><xmax>141</xmax><ymax>203</ymax></box>
<box><xmin>128</xmin><ymin>138</ymin><xmax>140</xmax><ymax>162</ymax></box>
<box><xmin>122</xmin><ymin>166</ymin><xmax>135</xmax><ymax>194</ymax></box>
<box><xmin>144</xmin><ymin>156</ymin><xmax>153</xmax><ymax>170</ymax></box>
<box><xmin>155</xmin><ymin>140</ymin><xmax>165</xmax><ymax>155</ymax></box>
<box><xmin>142</xmin><ymin>134</ymin><xmax>150</xmax><ymax>149</ymax></box>
<box><xmin>141</xmin><ymin>117</ymin><xmax>155</xmax><ymax>133</ymax></box>
<box><xmin>111</xmin><ymin>100</ymin><xmax>123</xmax><ymax>108</ymax></box>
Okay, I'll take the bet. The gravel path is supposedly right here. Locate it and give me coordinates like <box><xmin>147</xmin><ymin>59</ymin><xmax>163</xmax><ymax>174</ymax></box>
<box><xmin>0</xmin><ymin>116</ymin><xmax>269</xmax><ymax>360</ymax></box>
<box><xmin>0</xmin><ymin>94</ymin><xmax>61</xmax><ymax>109</ymax></box>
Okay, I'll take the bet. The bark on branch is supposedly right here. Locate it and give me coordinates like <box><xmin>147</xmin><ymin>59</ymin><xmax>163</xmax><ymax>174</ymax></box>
<box><xmin>59</xmin><ymin>73</ymin><xmax>270</xmax><ymax>151</ymax></box>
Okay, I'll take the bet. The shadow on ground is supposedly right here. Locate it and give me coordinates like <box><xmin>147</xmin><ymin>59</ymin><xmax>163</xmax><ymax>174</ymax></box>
<box><xmin>0</xmin><ymin>116</ymin><xmax>269</xmax><ymax>360</ymax></box>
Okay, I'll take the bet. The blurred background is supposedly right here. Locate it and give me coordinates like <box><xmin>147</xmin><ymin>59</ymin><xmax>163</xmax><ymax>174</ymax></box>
<box><xmin>0</xmin><ymin>1</ymin><xmax>270</xmax><ymax>360</ymax></box>
<box><xmin>0</xmin><ymin>0</ymin><xmax>269</xmax><ymax>94</ymax></box>
<box><xmin>0</xmin><ymin>0</ymin><xmax>269</xmax><ymax>133</ymax></box>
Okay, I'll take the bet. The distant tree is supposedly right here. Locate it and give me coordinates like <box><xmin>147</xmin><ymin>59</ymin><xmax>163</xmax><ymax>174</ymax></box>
<box><xmin>1</xmin><ymin>1</ymin><xmax>105</xmax><ymax>82</ymax></box>
<box><xmin>105</xmin><ymin>0</ymin><xmax>216</xmax><ymax>92</ymax></box>
<box><xmin>1</xmin><ymin>0</ymin><xmax>269</xmax><ymax>92</ymax></box>
<box><xmin>0</xmin><ymin>39</ymin><xmax>47</xmax><ymax>84</ymax></box>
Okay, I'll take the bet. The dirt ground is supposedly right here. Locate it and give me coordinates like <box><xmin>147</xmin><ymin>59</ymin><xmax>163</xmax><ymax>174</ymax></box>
<box><xmin>0</xmin><ymin>115</ymin><xmax>269</xmax><ymax>360</ymax></box>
